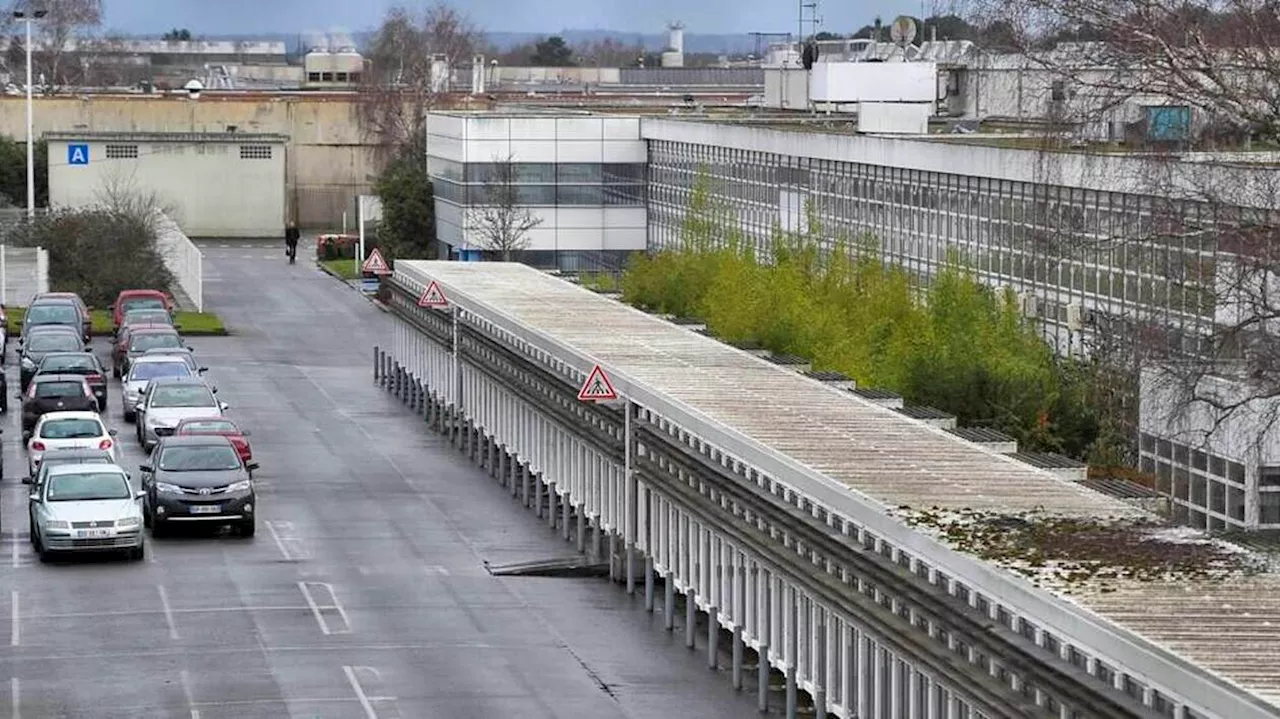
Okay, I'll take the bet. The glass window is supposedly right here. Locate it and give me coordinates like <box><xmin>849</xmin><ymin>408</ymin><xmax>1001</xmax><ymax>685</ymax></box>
<box><xmin>123</xmin><ymin>309</ymin><xmax>173</xmax><ymax>326</ymax></box>
<box><xmin>515</xmin><ymin>185</ymin><xmax>556</xmax><ymax>205</ymax></box>
<box><xmin>40</xmin><ymin>354</ymin><xmax>96</xmax><ymax>372</ymax></box>
<box><xmin>1173</xmin><ymin>467</ymin><xmax>1189</xmax><ymax>500</ymax></box>
<box><xmin>26</xmin><ymin>305</ymin><xmax>79</xmax><ymax>324</ymax></box>
<box><xmin>1192</xmin><ymin>450</ymin><xmax>1208</xmax><ymax>471</ymax></box>
<box><xmin>130</xmin><ymin>362</ymin><xmax>191</xmax><ymax>381</ymax></box>
<box><xmin>1229</xmin><ymin>461</ymin><xmax>1246</xmax><ymax>484</ymax></box>
<box><xmin>39</xmin><ymin>418</ymin><xmax>104</xmax><ymax>439</ymax></box>
<box><xmin>1229</xmin><ymin>487</ymin><xmax>1246</xmax><ymax>520</ymax></box>
<box><xmin>34</xmin><ymin>380</ymin><xmax>86</xmax><ymax>398</ymax></box>
<box><xmin>558</xmin><ymin>185</ymin><xmax>603</xmax><ymax>205</ymax></box>
<box><xmin>180</xmin><ymin>420</ymin><xmax>237</xmax><ymax>433</ymax></box>
<box><xmin>1190</xmin><ymin>475</ymin><xmax>1206</xmax><ymax>507</ymax></box>
<box><xmin>157</xmin><ymin>445</ymin><xmax>242</xmax><ymax>471</ymax></box>
<box><xmin>557</xmin><ymin>164</ymin><xmax>602</xmax><ymax>183</ymax></box>
<box><xmin>1260</xmin><ymin>467</ymin><xmax>1280</xmax><ymax>487</ymax></box>
<box><xmin>1210</xmin><ymin>480</ymin><xmax>1226</xmax><ymax>513</ymax></box>
<box><xmin>46</xmin><ymin>472</ymin><xmax>130</xmax><ymax>501</ymax></box>
<box><xmin>1157</xmin><ymin>439</ymin><xmax>1172</xmax><ymax>458</ymax></box>
<box><xmin>150</xmin><ymin>385</ymin><xmax>216</xmax><ymax>408</ymax></box>
<box><xmin>1173</xmin><ymin>444</ymin><xmax>1189</xmax><ymax>465</ymax></box>
<box><xmin>130</xmin><ymin>333</ymin><xmax>182</xmax><ymax>352</ymax></box>
<box><xmin>27</xmin><ymin>334</ymin><xmax>80</xmax><ymax>351</ymax></box>
<box><xmin>603</xmin><ymin>163</ymin><xmax>645</xmax><ymax>183</ymax></box>
<box><xmin>121</xmin><ymin>297</ymin><xmax>166</xmax><ymax>313</ymax></box>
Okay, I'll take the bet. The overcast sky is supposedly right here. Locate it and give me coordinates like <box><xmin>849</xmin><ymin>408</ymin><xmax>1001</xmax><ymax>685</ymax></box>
<box><xmin>99</xmin><ymin>0</ymin><xmax>939</xmax><ymax>36</ymax></box>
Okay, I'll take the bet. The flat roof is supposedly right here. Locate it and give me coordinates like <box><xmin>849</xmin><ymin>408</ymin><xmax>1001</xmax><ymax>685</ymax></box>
<box><xmin>397</xmin><ymin>260</ymin><xmax>1280</xmax><ymax>715</ymax></box>
<box><xmin>42</xmin><ymin>131</ymin><xmax>289</xmax><ymax>143</ymax></box>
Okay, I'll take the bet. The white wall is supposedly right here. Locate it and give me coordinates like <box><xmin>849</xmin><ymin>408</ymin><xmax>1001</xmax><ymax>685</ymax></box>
<box><xmin>46</xmin><ymin>136</ymin><xmax>287</xmax><ymax>238</ymax></box>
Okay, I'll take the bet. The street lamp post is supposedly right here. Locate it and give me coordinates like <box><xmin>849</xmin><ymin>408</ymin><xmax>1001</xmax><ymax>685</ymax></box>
<box><xmin>14</xmin><ymin>7</ymin><xmax>46</xmax><ymax>220</ymax></box>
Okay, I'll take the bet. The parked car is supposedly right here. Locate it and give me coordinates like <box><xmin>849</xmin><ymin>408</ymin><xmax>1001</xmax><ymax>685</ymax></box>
<box><xmin>29</xmin><ymin>463</ymin><xmax>144</xmax><ymax>561</ymax></box>
<box><xmin>19</xmin><ymin>326</ymin><xmax>89</xmax><ymax>391</ymax></box>
<box><xmin>110</xmin><ymin>289</ymin><xmax>173</xmax><ymax>329</ymax></box>
<box><xmin>25</xmin><ymin>411</ymin><xmax>119</xmax><ymax>479</ymax></box>
<box><xmin>21</xmin><ymin>374</ymin><xmax>97</xmax><ymax>434</ymax></box>
<box><xmin>175</xmin><ymin>417</ymin><xmax>253</xmax><ymax>472</ymax></box>
<box><xmin>24</xmin><ymin>447</ymin><xmax>115</xmax><ymax>540</ymax></box>
<box><xmin>121</xmin><ymin>308</ymin><xmax>176</xmax><ymax>329</ymax></box>
<box><xmin>121</xmin><ymin>356</ymin><xmax>196</xmax><ymax>422</ymax></box>
<box><xmin>113</xmin><ymin>325</ymin><xmax>185</xmax><ymax>378</ymax></box>
<box><xmin>140</xmin><ymin>435</ymin><xmax>257</xmax><ymax>537</ymax></box>
<box><xmin>136</xmin><ymin>376</ymin><xmax>228</xmax><ymax>451</ymax></box>
<box><xmin>31</xmin><ymin>292</ymin><xmax>91</xmax><ymax>340</ymax></box>
<box><xmin>140</xmin><ymin>347</ymin><xmax>204</xmax><ymax>374</ymax></box>
<box><xmin>21</xmin><ymin>300</ymin><xmax>84</xmax><ymax>341</ymax></box>
<box><xmin>34</xmin><ymin>351</ymin><xmax>108</xmax><ymax>410</ymax></box>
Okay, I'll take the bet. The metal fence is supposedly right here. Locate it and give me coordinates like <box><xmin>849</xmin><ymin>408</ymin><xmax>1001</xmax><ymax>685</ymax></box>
<box><xmin>154</xmin><ymin>213</ymin><xmax>203</xmax><ymax>312</ymax></box>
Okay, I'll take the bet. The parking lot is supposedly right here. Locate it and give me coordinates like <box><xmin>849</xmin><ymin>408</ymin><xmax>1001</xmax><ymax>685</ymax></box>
<box><xmin>0</xmin><ymin>241</ymin><xmax>762</xmax><ymax>718</ymax></box>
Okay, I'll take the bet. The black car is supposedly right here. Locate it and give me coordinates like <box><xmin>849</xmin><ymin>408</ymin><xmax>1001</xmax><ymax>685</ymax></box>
<box><xmin>21</xmin><ymin>374</ymin><xmax>97</xmax><ymax>433</ymax></box>
<box><xmin>35</xmin><ymin>351</ymin><xmax>108</xmax><ymax>411</ymax></box>
<box><xmin>140</xmin><ymin>435</ymin><xmax>258</xmax><ymax>537</ymax></box>
<box><xmin>21</xmin><ymin>299</ymin><xmax>84</xmax><ymax>341</ymax></box>
<box><xmin>18</xmin><ymin>327</ymin><xmax>87</xmax><ymax>391</ymax></box>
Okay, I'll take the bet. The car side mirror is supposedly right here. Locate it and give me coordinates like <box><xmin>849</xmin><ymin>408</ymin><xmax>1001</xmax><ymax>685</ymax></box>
<box><xmin>173</xmin><ymin>323</ymin><xmax>183</xmax><ymax>330</ymax></box>
<box><xmin>219</xmin><ymin>401</ymin><xmax>230</xmax><ymax>411</ymax></box>
<box><xmin>139</xmin><ymin>464</ymin><xmax>153</xmax><ymax>473</ymax></box>
<box><xmin>84</xmin><ymin>347</ymin><xmax>93</xmax><ymax>352</ymax></box>
<box><xmin>21</xmin><ymin>475</ymin><xmax>32</xmax><ymax>484</ymax></box>
<box><xmin>198</xmin><ymin>367</ymin><xmax>209</xmax><ymax>373</ymax></box>
<box><xmin>28</xmin><ymin>493</ymin><xmax>40</xmax><ymax>503</ymax></box>
<box><xmin>240</xmin><ymin>430</ymin><xmax>251</xmax><ymax>437</ymax></box>
<box><xmin>246</xmin><ymin>460</ymin><xmax>260</xmax><ymax>471</ymax></box>
<box><xmin>134</xmin><ymin>490</ymin><xmax>146</xmax><ymax>500</ymax></box>
<box><xmin>21</xmin><ymin>430</ymin><xmax>30</xmax><ymax>441</ymax></box>
<box><xmin>211</xmin><ymin>386</ymin><xmax>218</xmax><ymax>394</ymax></box>
<box><xmin>108</xmin><ymin>428</ymin><xmax>118</xmax><ymax>436</ymax></box>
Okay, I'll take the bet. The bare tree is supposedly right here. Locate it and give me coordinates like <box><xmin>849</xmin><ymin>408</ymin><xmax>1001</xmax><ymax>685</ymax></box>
<box><xmin>1</xmin><ymin>0</ymin><xmax>103</xmax><ymax>89</ymax></box>
<box><xmin>357</xmin><ymin>2</ymin><xmax>481</xmax><ymax>158</ymax></box>
<box><xmin>467</xmin><ymin>154</ymin><xmax>542</xmax><ymax>261</ymax></box>
<box><xmin>94</xmin><ymin>166</ymin><xmax>181</xmax><ymax>233</ymax></box>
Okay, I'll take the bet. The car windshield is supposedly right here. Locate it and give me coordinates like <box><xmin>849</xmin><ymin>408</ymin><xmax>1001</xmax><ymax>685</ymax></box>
<box><xmin>130</xmin><ymin>333</ymin><xmax>181</xmax><ymax>352</ymax></box>
<box><xmin>158</xmin><ymin>445</ymin><xmax>242</xmax><ymax>471</ymax></box>
<box><xmin>34</xmin><ymin>381</ymin><xmax>85</xmax><ymax>398</ymax></box>
<box><xmin>124</xmin><ymin>310</ymin><xmax>172</xmax><ymax>325</ymax></box>
<box><xmin>122</xmin><ymin>297</ymin><xmax>165</xmax><ymax>313</ymax></box>
<box><xmin>46</xmin><ymin>472</ymin><xmax>130</xmax><ymax>502</ymax></box>
<box><xmin>41</xmin><ymin>355</ymin><xmax>96</xmax><ymax>372</ymax></box>
<box><xmin>150</xmin><ymin>385</ymin><xmax>215</xmax><ymax>408</ymax></box>
<box><xmin>27</xmin><ymin>334</ymin><xmax>80</xmax><ymax>352</ymax></box>
<box><xmin>26</xmin><ymin>305</ymin><xmax>78</xmax><ymax>324</ymax></box>
<box><xmin>39</xmin><ymin>418</ymin><xmax>104</xmax><ymax>439</ymax></box>
<box><xmin>130</xmin><ymin>362</ymin><xmax>191</xmax><ymax>381</ymax></box>
<box><xmin>181</xmin><ymin>420</ymin><xmax>236</xmax><ymax>433</ymax></box>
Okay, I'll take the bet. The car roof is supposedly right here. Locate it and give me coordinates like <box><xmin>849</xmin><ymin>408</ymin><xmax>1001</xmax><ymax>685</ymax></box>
<box><xmin>29</xmin><ymin>296</ymin><xmax>77</xmax><ymax>306</ymax></box>
<box><xmin>118</xmin><ymin>289</ymin><xmax>166</xmax><ymax>297</ymax></box>
<box><xmin>159</xmin><ymin>434</ymin><xmax>234</xmax><ymax>447</ymax></box>
<box><xmin>30</xmin><ymin>373</ymin><xmax>88</xmax><ymax>383</ymax></box>
<box><xmin>37</xmin><ymin>410</ymin><xmax>101</xmax><ymax>421</ymax></box>
<box><xmin>132</xmin><ymin>355</ymin><xmax>189</xmax><ymax>364</ymax></box>
<box><xmin>128</xmin><ymin>325</ymin><xmax>178</xmax><ymax>334</ymax></box>
<box><xmin>25</xmin><ymin>324</ymin><xmax>79</xmax><ymax>334</ymax></box>
<box><xmin>35</xmin><ymin>292</ymin><xmax>83</xmax><ymax>303</ymax></box>
<box><xmin>44</xmin><ymin>463</ymin><xmax>126</xmax><ymax>477</ymax></box>
<box><xmin>143</xmin><ymin>347</ymin><xmax>193</xmax><ymax>354</ymax></box>
<box><xmin>146</xmin><ymin>376</ymin><xmax>207</xmax><ymax>386</ymax></box>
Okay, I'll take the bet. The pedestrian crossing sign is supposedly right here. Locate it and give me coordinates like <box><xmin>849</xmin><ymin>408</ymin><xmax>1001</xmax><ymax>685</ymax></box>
<box><xmin>361</xmin><ymin>248</ymin><xmax>391</xmax><ymax>275</ymax></box>
<box><xmin>417</xmin><ymin>280</ymin><xmax>448</xmax><ymax>308</ymax></box>
<box><xmin>577</xmin><ymin>364</ymin><xmax>618</xmax><ymax>402</ymax></box>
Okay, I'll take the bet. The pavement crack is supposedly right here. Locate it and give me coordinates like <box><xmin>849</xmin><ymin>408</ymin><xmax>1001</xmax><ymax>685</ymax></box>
<box><xmin>559</xmin><ymin>642</ymin><xmax>619</xmax><ymax>702</ymax></box>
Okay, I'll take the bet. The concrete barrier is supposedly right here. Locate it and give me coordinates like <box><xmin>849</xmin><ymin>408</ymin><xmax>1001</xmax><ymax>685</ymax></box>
<box><xmin>154</xmin><ymin>212</ymin><xmax>203</xmax><ymax>311</ymax></box>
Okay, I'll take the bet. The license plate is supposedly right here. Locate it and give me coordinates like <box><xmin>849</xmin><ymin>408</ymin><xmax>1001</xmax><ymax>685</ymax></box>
<box><xmin>190</xmin><ymin>505</ymin><xmax>220</xmax><ymax>514</ymax></box>
<box><xmin>75</xmin><ymin>528</ymin><xmax>111</xmax><ymax>538</ymax></box>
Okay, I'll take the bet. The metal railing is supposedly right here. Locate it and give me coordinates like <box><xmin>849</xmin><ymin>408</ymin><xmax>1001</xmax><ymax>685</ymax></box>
<box><xmin>153</xmin><ymin>212</ymin><xmax>203</xmax><ymax>311</ymax></box>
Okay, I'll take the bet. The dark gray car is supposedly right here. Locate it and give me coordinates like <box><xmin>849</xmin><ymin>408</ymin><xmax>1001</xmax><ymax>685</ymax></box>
<box><xmin>18</xmin><ymin>326</ymin><xmax>89</xmax><ymax>391</ymax></box>
<box><xmin>140</xmin><ymin>435</ymin><xmax>258</xmax><ymax>537</ymax></box>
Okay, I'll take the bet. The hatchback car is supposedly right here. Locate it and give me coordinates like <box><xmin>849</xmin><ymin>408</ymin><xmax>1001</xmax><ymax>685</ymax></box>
<box><xmin>22</xmin><ymin>299</ymin><xmax>85</xmax><ymax>341</ymax></box>
<box><xmin>111</xmin><ymin>289</ymin><xmax>173</xmax><ymax>329</ymax></box>
<box><xmin>136</xmin><ymin>377</ymin><xmax>228</xmax><ymax>451</ymax></box>
<box><xmin>114</xmin><ymin>326</ymin><xmax>185</xmax><ymax>378</ymax></box>
<box><xmin>25</xmin><ymin>411</ymin><xmax>119</xmax><ymax>478</ymax></box>
<box><xmin>29</xmin><ymin>463</ymin><xmax>144</xmax><ymax>561</ymax></box>
<box><xmin>141</xmin><ymin>435</ymin><xmax>257</xmax><ymax>537</ymax></box>
<box><xmin>31</xmin><ymin>292</ymin><xmax>91</xmax><ymax>340</ymax></box>
<box><xmin>21</xmin><ymin>374</ymin><xmax>97</xmax><ymax>433</ymax></box>
<box><xmin>19</xmin><ymin>327</ymin><xmax>89</xmax><ymax>390</ymax></box>
<box><xmin>35</xmin><ymin>351</ymin><xmax>108</xmax><ymax>410</ymax></box>
<box><xmin>121</xmin><ymin>356</ymin><xmax>195</xmax><ymax>422</ymax></box>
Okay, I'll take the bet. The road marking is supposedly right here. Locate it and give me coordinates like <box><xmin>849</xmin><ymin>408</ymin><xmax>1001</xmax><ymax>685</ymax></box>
<box><xmin>297</xmin><ymin>582</ymin><xmax>350</xmax><ymax>635</ymax></box>
<box><xmin>265</xmin><ymin>520</ymin><xmax>308</xmax><ymax>561</ymax></box>
<box><xmin>179</xmin><ymin>669</ymin><xmax>201</xmax><ymax>719</ymax></box>
<box><xmin>10</xmin><ymin>538</ymin><xmax>18</xmax><ymax>568</ymax></box>
<box><xmin>426</xmin><ymin>565</ymin><xmax>450</xmax><ymax>576</ymax></box>
<box><xmin>9</xmin><ymin>591</ymin><xmax>17</xmax><ymax>647</ymax></box>
<box><xmin>157</xmin><ymin>585</ymin><xmax>179</xmax><ymax>640</ymax></box>
<box><xmin>10</xmin><ymin>677</ymin><xmax>18</xmax><ymax>719</ymax></box>
<box><xmin>343</xmin><ymin>665</ymin><xmax>380</xmax><ymax>719</ymax></box>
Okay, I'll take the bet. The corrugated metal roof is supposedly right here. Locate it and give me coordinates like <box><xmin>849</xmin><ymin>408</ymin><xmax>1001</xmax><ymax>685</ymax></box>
<box><xmin>395</xmin><ymin>261</ymin><xmax>1280</xmax><ymax>710</ymax></box>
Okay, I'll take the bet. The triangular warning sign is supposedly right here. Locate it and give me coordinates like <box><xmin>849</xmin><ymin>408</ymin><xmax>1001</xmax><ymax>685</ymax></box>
<box><xmin>577</xmin><ymin>364</ymin><xmax>618</xmax><ymax>402</ymax></box>
<box><xmin>361</xmin><ymin>248</ymin><xmax>391</xmax><ymax>275</ymax></box>
<box><xmin>417</xmin><ymin>280</ymin><xmax>448</xmax><ymax>308</ymax></box>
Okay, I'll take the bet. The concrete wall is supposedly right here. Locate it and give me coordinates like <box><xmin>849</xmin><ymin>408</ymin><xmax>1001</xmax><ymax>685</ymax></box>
<box><xmin>0</xmin><ymin>244</ymin><xmax>49</xmax><ymax>307</ymax></box>
<box><xmin>0</xmin><ymin>95</ymin><xmax>377</xmax><ymax>230</ymax></box>
<box><xmin>46</xmin><ymin>136</ymin><xmax>286</xmax><ymax>238</ymax></box>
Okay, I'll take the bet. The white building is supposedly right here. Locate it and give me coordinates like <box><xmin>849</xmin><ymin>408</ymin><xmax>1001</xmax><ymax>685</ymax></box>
<box><xmin>45</xmin><ymin>131</ymin><xmax>288</xmax><ymax>238</ymax></box>
<box><xmin>425</xmin><ymin>112</ymin><xmax>647</xmax><ymax>269</ymax></box>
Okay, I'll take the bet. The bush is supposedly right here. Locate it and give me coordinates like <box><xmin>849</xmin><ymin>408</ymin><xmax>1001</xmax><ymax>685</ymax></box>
<box><xmin>11</xmin><ymin>207</ymin><xmax>174</xmax><ymax>307</ymax></box>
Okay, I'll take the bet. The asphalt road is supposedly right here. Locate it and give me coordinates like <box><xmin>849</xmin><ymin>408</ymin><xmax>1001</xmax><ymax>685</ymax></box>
<box><xmin>0</xmin><ymin>241</ymin><xmax>765</xmax><ymax>719</ymax></box>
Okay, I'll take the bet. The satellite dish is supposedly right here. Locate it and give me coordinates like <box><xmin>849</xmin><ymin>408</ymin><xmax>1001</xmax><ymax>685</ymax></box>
<box><xmin>889</xmin><ymin>15</ymin><xmax>917</xmax><ymax>47</ymax></box>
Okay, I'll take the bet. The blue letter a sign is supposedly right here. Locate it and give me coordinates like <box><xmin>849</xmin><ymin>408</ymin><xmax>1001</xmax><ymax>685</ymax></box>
<box><xmin>68</xmin><ymin>143</ymin><xmax>89</xmax><ymax>165</ymax></box>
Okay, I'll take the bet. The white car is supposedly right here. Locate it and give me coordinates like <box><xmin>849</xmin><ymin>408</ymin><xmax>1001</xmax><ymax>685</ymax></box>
<box><xmin>136</xmin><ymin>377</ymin><xmax>228</xmax><ymax>451</ymax></box>
<box><xmin>28</xmin><ymin>463</ymin><xmax>144</xmax><ymax>561</ymax></box>
<box><xmin>121</xmin><ymin>355</ymin><xmax>196</xmax><ymax>422</ymax></box>
<box><xmin>26</xmin><ymin>411</ymin><xmax>120</xmax><ymax>478</ymax></box>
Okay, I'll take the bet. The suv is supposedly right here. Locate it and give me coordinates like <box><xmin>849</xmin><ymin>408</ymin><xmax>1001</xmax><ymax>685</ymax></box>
<box><xmin>31</xmin><ymin>292</ymin><xmax>91</xmax><ymax>341</ymax></box>
<box><xmin>21</xmin><ymin>374</ymin><xmax>97</xmax><ymax>433</ymax></box>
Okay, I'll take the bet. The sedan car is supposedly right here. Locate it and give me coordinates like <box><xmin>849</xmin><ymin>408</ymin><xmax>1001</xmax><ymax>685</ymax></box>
<box><xmin>21</xmin><ymin>374</ymin><xmax>97</xmax><ymax>434</ymax></box>
<box><xmin>136</xmin><ymin>377</ymin><xmax>228</xmax><ymax>451</ymax></box>
<box><xmin>29</xmin><ymin>463</ymin><xmax>144</xmax><ymax>561</ymax></box>
<box><xmin>113</xmin><ymin>326</ymin><xmax>184</xmax><ymax>378</ymax></box>
<box><xmin>121</xmin><ymin>356</ymin><xmax>195</xmax><ymax>422</ymax></box>
<box><xmin>24</xmin><ymin>447</ymin><xmax>115</xmax><ymax>541</ymax></box>
<box><xmin>19</xmin><ymin>326</ymin><xmax>88</xmax><ymax>390</ymax></box>
<box><xmin>141</xmin><ymin>435</ymin><xmax>258</xmax><ymax>537</ymax></box>
<box><xmin>175</xmin><ymin>417</ymin><xmax>253</xmax><ymax>471</ymax></box>
<box><xmin>26</xmin><ymin>411</ymin><xmax>119</xmax><ymax>478</ymax></box>
<box><xmin>35</xmin><ymin>351</ymin><xmax>108</xmax><ymax>410</ymax></box>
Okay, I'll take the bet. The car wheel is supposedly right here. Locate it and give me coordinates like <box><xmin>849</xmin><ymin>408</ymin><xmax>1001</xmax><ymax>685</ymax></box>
<box><xmin>151</xmin><ymin>519</ymin><xmax>167</xmax><ymax>538</ymax></box>
<box><xmin>129</xmin><ymin>543</ymin><xmax>145</xmax><ymax>561</ymax></box>
<box><xmin>123</xmin><ymin>410</ymin><xmax>135</xmax><ymax>423</ymax></box>
<box><xmin>143</xmin><ymin>505</ymin><xmax>153</xmax><ymax>529</ymax></box>
<box><xmin>112</xmin><ymin>365</ymin><xmax>120</xmax><ymax>379</ymax></box>
<box><xmin>239</xmin><ymin>518</ymin><xmax>256</xmax><ymax>538</ymax></box>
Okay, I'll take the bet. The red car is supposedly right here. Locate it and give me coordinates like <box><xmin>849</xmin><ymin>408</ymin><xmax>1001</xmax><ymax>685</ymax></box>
<box><xmin>174</xmin><ymin>417</ymin><xmax>254</xmax><ymax>470</ymax></box>
<box><xmin>110</xmin><ymin>289</ymin><xmax>174</xmax><ymax>329</ymax></box>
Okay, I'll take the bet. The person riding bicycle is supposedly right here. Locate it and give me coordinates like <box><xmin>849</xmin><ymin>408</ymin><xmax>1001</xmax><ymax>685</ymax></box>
<box><xmin>284</xmin><ymin>222</ymin><xmax>300</xmax><ymax>263</ymax></box>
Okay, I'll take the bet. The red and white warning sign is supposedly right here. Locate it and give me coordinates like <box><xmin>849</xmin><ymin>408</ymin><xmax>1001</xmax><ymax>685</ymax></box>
<box><xmin>417</xmin><ymin>280</ymin><xmax>448</xmax><ymax>308</ymax></box>
<box><xmin>361</xmin><ymin>248</ymin><xmax>391</xmax><ymax>275</ymax></box>
<box><xmin>577</xmin><ymin>364</ymin><xmax>618</xmax><ymax>402</ymax></box>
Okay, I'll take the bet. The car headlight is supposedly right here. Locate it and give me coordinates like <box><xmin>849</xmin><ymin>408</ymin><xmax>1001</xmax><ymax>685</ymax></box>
<box><xmin>45</xmin><ymin>520</ymin><xmax>69</xmax><ymax>530</ymax></box>
<box><xmin>116</xmin><ymin>517</ymin><xmax>141</xmax><ymax>528</ymax></box>
<box><xmin>155</xmin><ymin>482</ymin><xmax>181</xmax><ymax>494</ymax></box>
<box><xmin>228</xmin><ymin>480</ymin><xmax>252</xmax><ymax>492</ymax></box>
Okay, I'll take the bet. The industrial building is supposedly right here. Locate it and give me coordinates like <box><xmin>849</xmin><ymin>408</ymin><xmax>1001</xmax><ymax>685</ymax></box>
<box><xmin>44</xmin><ymin>130</ymin><xmax>288</xmax><ymax>237</ymax></box>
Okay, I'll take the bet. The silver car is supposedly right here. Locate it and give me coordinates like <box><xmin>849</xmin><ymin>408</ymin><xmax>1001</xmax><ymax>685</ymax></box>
<box><xmin>28</xmin><ymin>463</ymin><xmax>145</xmax><ymax>562</ymax></box>
<box><xmin>121</xmin><ymin>356</ymin><xmax>196</xmax><ymax>422</ymax></box>
<box><xmin>136</xmin><ymin>377</ymin><xmax>228</xmax><ymax>451</ymax></box>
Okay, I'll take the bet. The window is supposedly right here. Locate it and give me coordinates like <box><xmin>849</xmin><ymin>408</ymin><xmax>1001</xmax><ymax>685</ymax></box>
<box><xmin>321</xmin><ymin>72</ymin><xmax>333</xmax><ymax>81</ymax></box>
<box><xmin>27</xmin><ymin>334</ymin><xmax>80</xmax><ymax>352</ymax></box>
<box><xmin>157</xmin><ymin>445</ymin><xmax>242</xmax><ymax>471</ymax></box>
<box><xmin>1261</xmin><ymin>466</ymin><xmax>1280</xmax><ymax>487</ymax></box>
<box><xmin>349</xmin><ymin>72</ymin><xmax>361</xmax><ymax>83</ymax></box>
<box><xmin>240</xmin><ymin>145</ymin><xmax>272</xmax><ymax>160</ymax></box>
<box><xmin>130</xmin><ymin>333</ymin><xmax>182</xmax><ymax>352</ymax></box>
<box><xmin>104</xmin><ymin>144</ymin><xmax>138</xmax><ymax>159</ymax></box>
<box><xmin>26</xmin><ymin>305</ymin><xmax>79</xmax><ymax>324</ymax></box>
<box><xmin>39</xmin><ymin>418</ymin><xmax>104</xmax><ymax>439</ymax></box>
<box><xmin>335</xmin><ymin>72</ymin><xmax>348</xmax><ymax>82</ymax></box>
<box><xmin>46</xmin><ymin>472</ymin><xmax>130</xmax><ymax>502</ymax></box>
<box><xmin>180</xmin><ymin>420</ymin><xmax>236</xmax><ymax>433</ymax></box>
<box><xmin>129</xmin><ymin>362</ymin><xmax>191</xmax><ymax>381</ymax></box>
<box><xmin>308</xmin><ymin>72</ymin><xmax>320</xmax><ymax>82</ymax></box>
<box><xmin>1260</xmin><ymin>493</ymin><xmax>1280</xmax><ymax>525</ymax></box>
<box><xmin>40</xmin><ymin>355</ymin><xmax>96</xmax><ymax>372</ymax></box>
<box><xmin>34</xmin><ymin>380</ymin><xmax>87</xmax><ymax>398</ymax></box>
<box><xmin>150</xmin><ymin>385</ymin><xmax>216</xmax><ymax>408</ymax></box>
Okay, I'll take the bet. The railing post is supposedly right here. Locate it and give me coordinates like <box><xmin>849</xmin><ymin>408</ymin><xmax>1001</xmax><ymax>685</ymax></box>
<box><xmin>373</xmin><ymin>346</ymin><xmax>381</xmax><ymax>383</ymax></box>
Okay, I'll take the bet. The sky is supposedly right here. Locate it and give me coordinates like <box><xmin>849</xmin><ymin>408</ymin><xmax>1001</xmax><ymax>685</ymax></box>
<box><xmin>98</xmin><ymin>0</ymin><xmax>938</xmax><ymax>37</ymax></box>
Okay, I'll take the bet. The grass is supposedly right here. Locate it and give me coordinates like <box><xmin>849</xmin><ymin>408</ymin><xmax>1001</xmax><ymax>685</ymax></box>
<box><xmin>319</xmin><ymin>258</ymin><xmax>361</xmax><ymax>280</ymax></box>
<box><xmin>7</xmin><ymin>306</ymin><xmax>228</xmax><ymax>336</ymax></box>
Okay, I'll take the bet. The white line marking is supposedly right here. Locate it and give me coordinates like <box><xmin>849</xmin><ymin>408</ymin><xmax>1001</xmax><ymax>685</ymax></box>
<box><xmin>297</xmin><ymin>582</ymin><xmax>332</xmax><ymax>635</ymax></box>
<box><xmin>157</xmin><ymin>585</ymin><xmax>179</xmax><ymax>640</ymax></box>
<box><xmin>9</xmin><ymin>591</ymin><xmax>17</xmax><ymax>647</ymax></box>
<box><xmin>343</xmin><ymin>665</ymin><xmax>379</xmax><ymax>719</ymax></box>
<box><xmin>324</xmin><ymin>583</ymin><xmax>351</xmax><ymax>632</ymax></box>
<box><xmin>179</xmin><ymin>669</ymin><xmax>201</xmax><ymax>719</ymax></box>
<box><xmin>265</xmin><ymin>520</ymin><xmax>300</xmax><ymax>561</ymax></box>
<box><xmin>426</xmin><ymin>565</ymin><xmax>450</xmax><ymax>576</ymax></box>
<box><xmin>10</xmin><ymin>676</ymin><xmax>18</xmax><ymax>719</ymax></box>
<box><xmin>10</xmin><ymin>539</ymin><xmax>18</xmax><ymax>568</ymax></box>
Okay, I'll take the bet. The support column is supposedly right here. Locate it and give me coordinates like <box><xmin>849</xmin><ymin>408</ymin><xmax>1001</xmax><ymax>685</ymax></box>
<box><xmin>708</xmin><ymin>605</ymin><xmax>719</xmax><ymax>669</ymax></box>
<box><xmin>644</xmin><ymin>555</ymin><xmax>655</xmax><ymax>612</ymax></box>
<box><xmin>686</xmin><ymin>590</ymin><xmax>697</xmax><ymax>649</ymax></box>
<box><xmin>576</xmin><ymin>505</ymin><xmax>586</xmax><ymax>553</ymax></box>
<box><xmin>522</xmin><ymin>465</ymin><xmax>532</xmax><ymax>508</ymax></box>
<box><xmin>759</xmin><ymin>574</ymin><xmax>771</xmax><ymax>713</ymax></box>
<box><xmin>535</xmin><ymin>474</ymin><xmax>545</xmax><ymax>519</ymax></box>
<box><xmin>664</xmin><ymin>575</ymin><xmax>675</xmax><ymax>631</ymax></box>
<box><xmin>562</xmin><ymin>495</ymin><xmax>571</xmax><ymax>541</ymax></box>
<box><xmin>623</xmin><ymin>401</ymin><xmax>637</xmax><ymax>596</ymax></box>
<box><xmin>814</xmin><ymin>611</ymin><xmax>827</xmax><ymax>719</ymax></box>
<box><xmin>785</xmin><ymin>590</ymin><xmax>798</xmax><ymax>719</ymax></box>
